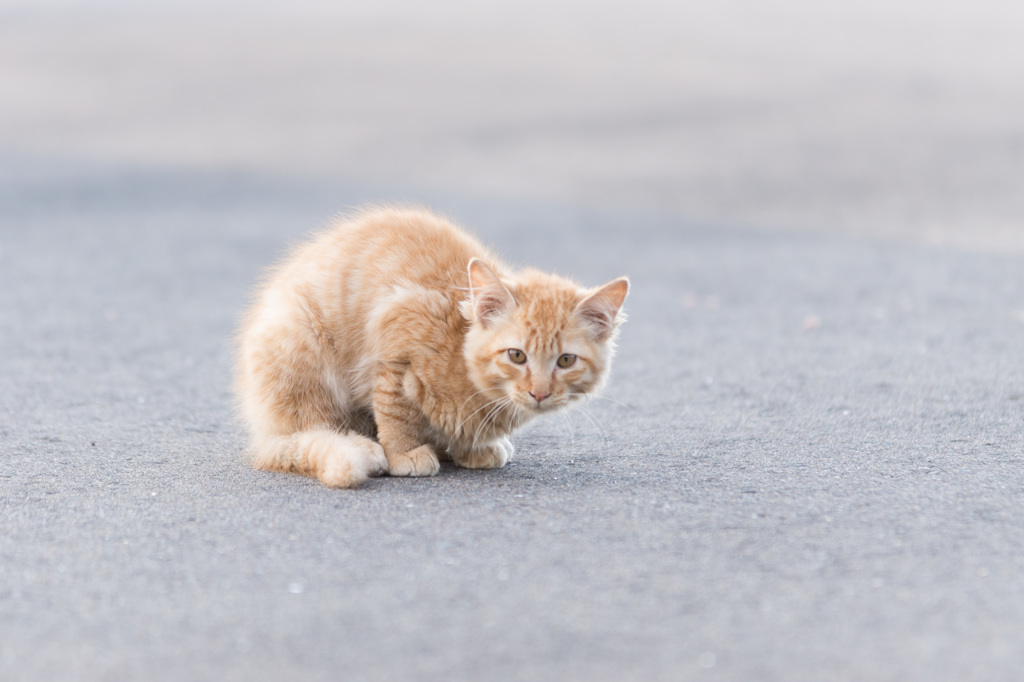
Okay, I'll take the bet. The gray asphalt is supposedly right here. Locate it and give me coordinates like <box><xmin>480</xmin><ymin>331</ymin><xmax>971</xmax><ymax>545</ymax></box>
<box><xmin>3</xmin><ymin>160</ymin><xmax>1023</xmax><ymax>681</ymax></box>
<box><xmin>3</xmin><ymin>2</ymin><xmax>1024</xmax><ymax>681</ymax></box>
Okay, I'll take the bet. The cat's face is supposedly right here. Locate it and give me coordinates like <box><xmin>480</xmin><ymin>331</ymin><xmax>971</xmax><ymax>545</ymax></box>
<box><xmin>461</xmin><ymin>260</ymin><xmax>629</xmax><ymax>415</ymax></box>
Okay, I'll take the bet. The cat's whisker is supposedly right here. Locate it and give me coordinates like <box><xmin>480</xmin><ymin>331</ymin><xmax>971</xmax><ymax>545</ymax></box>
<box><xmin>565</xmin><ymin>401</ymin><xmax>609</xmax><ymax>441</ymax></box>
<box><xmin>476</xmin><ymin>397</ymin><xmax>513</xmax><ymax>448</ymax></box>
<box><xmin>457</xmin><ymin>388</ymin><xmax>496</xmax><ymax>413</ymax></box>
<box><xmin>463</xmin><ymin>395</ymin><xmax>513</xmax><ymax>445</ymax></box>
<box><xmin>236</xmin><ymin>206</ymin><xmax>628</xmax><ymax>488</ymax></box>
<box><xmin>569</xmin><ymin>393</ymin><xmax>632</xmax><ymax>410</ymax></box>
<box><xmin>460</xmin><ymin>388</ymin><xmax>491</xmax><ymax>402</ymax></box>
<box><xmin>456</xmin><ymin>396</ymin><xmax>510</xmax><ymax>438</ymax></box>
<box><xmin>487</xmin><ymin>398</ymin><xmax>514</xmax><ymax>436</ymax></box>
<box><xmin>509</xmin><ymin>402</ymin><xmax>527</xmax><ymax>433</ymax></box>
<box><xmin>558</xmin><ymin>411</ymin><xmax>576</xmax><ymax>444</ymax></box>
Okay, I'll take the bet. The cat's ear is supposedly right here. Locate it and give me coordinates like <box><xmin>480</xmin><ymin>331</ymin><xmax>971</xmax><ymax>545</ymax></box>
<box><xmin>464</xmin><ymin>258</ymin><xmax>516</xmax><ymax>326</ymax></box>
<box><xmin>575</xmin><ymin>277</ymin><xmax>630</xmax><ymax>340</ymax></box>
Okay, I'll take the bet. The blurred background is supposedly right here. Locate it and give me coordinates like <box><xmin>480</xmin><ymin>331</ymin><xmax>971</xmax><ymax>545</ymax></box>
<box><xmin>4</xmin><ymin>3</ymin><xmax>1024</xmax><ymax>679</ymax></box>
<box><xmin>3</xmin><ymin>0</ymin><xmax>1023</xmax><ymax>250</ymax></box>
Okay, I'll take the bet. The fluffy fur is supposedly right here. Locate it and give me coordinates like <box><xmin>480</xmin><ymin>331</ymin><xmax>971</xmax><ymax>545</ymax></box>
<box><xmin>236</xmin><ymin>207</ymin><xmax>629</xmax><ymax>488</ymax></box>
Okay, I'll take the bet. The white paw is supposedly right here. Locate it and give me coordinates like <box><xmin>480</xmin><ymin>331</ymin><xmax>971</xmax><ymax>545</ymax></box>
<box><xmin>315</xmin><ymin>433</ymin><xmax>387</xmax><ymax>487</ymax></box>
<box><xmin>456</xmin><ymin>437</ymin><xmax>513</xmax><ymax>469</ymax></box>
<box><xmin>497</xmin><ymin>437</ymin><xmax>514</xmax><ymax>463</ymax></box>
<box><xmin>366</xmin><ymin>440</ymin><xmax>388</xmax><ymax>477</ymax></box>
<box><xmin>387</xmin><ymin>444</ymin><xmax>441</xmax><ymax>477</ymax></box>
<box><xmin>319</xmin><ymin>452</ymin><xmax>357</xmax><ymax>488</ymax></box>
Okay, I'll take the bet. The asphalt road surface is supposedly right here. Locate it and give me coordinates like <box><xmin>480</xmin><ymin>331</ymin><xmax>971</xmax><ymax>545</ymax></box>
<box><xmin>3</xmin><ymin>2</ymin><xmax>1024</xmax><ymax>681</ymax></box>
<box><xmin>3</xmin><ymin>162</ymin><xmax>1023</xmax><ymax>681</ymax></box>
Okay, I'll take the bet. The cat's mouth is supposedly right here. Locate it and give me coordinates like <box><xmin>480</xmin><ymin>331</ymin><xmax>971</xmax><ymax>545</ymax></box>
<box><xmin>519</xmin><ymin>396</ymin><xmax>562</xmax><ymax>413</ymax></box>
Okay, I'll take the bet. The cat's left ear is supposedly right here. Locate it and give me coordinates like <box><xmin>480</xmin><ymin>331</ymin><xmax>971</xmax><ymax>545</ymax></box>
<box><xmin>576</xmin><ymin>277</ymin><xmax>630</xmax><ymax>340</ymax></box>
<box><xmin>464</xmin><ymin>258</ymin><xmax>516</xmax><ymax>326</ymax></box>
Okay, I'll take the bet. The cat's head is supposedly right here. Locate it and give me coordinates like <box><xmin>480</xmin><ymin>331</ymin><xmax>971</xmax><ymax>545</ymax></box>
<box><xmin>461</xmin><ymin>259</ymin><xmax>629</xmax><ymax>415</ymax></box>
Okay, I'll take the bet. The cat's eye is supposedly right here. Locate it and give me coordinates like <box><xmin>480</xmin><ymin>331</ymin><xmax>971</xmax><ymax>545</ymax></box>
<box><xmin>508</xmin><ymin>349</ymin><xmax>527</xmax><ymax>364</ymax></box>
<box><xmin>557</xmin><ymin>354</ymin><xmax>577</xmax><ymax>368</ymax></box>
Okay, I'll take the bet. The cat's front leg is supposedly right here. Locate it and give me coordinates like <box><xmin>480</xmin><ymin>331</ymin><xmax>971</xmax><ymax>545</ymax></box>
<box><xmin>373</xmin><ymin>370</ymin><xmax>440</xmax><ymax>477</ymax></box>
<box><xmin>452</xmin><ymin>436</ymin><xmax>513</xmax><ymax>470</ymax></box>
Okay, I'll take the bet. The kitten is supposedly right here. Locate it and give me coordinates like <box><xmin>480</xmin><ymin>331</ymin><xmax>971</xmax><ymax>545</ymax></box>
<box><xmin>236</xmin><ymin>207</ymin><xmax>629</xmax><ymax>488</ymax></box>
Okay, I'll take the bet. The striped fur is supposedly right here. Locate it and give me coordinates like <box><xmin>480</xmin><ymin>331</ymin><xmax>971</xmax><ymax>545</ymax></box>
<box><xmin>236</xmin><ymin>207</ymin><xmax>628</xmax><ymax>488</ymax></box>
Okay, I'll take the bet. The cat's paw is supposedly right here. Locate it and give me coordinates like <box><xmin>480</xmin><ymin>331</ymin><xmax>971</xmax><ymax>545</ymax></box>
<box><xmin>366</xmin><ymin>440</ymin><xmax>388</xmax><ymax>477</ymax></box>
<box><xmin>387</xmin><ymin>444</ymin><xmax>441</xmax><ymax>477</ymax></box>
<box><xmin>318</xmin><ymin>435</ymin><xmax>388</xmax><ymax>487</ymax></box>
<box><xmin>456</xmin><ymin>437</ymin><xmax>513</xmax><ymax>469</ymax></box>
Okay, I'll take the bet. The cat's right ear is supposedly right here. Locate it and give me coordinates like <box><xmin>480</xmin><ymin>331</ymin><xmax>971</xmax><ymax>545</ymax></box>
<box><xmin>464</xmin><ymin>258</ymin><xmax>515</xmax><ymax>326</ymax></box>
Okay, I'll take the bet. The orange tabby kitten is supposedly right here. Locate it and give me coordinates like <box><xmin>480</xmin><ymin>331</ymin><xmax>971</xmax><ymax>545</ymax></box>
<box><xmin>236</xmin><ymin>207</ymin><xmax>629</xmax><ymax>488</ymax></box>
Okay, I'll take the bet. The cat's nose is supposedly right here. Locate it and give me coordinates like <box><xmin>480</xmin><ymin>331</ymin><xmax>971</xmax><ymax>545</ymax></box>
<box><xmin>529</xmin><ymin>390</ymin><xmax>551</xmax><ymax>403</ymax></box>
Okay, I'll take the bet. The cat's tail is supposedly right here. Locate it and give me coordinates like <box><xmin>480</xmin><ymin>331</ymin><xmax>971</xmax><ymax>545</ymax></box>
<box><xmin>250</xmin><ymin>429</ymin><xmax>388</xmax><ymax>488</ymax></box>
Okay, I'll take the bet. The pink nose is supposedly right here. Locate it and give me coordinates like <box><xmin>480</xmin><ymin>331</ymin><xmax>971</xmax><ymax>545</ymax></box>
<box><xmin>529</xmin><ymin>390</ymin><xmax>551</xmax><ymax>403</ymax></box>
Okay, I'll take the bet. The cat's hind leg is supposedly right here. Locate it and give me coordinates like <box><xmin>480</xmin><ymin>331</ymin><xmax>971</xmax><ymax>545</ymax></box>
<box><xmin>252</xmin><ymin>429</ymin><xmax>388</xmax><ymax>488</ymax></box>
<box><xmin>237</xmin><ymin>309</ymin><xmax>386</xmax><ymax>487</ymax></box>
